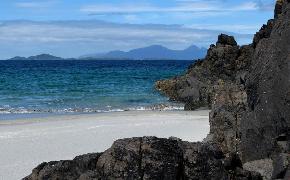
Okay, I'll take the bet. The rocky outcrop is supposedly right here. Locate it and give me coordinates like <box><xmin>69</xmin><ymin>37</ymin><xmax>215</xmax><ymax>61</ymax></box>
<box><xmin>157</xmin><ymin>0</ymin><xmax>290</xmax><ymax>179</ymax></box>
<box><xmin>24</xmin><ymin>137</ymin><xmax>262</xmax><ymax>180</ymax></box>
<box><xmin>155</xmin><ymin>34</ymin><xmax>253</xmax><ymax>110</ymax></box>
<box><xmin>25</xmin><ymin>1</ymin><xmax>290</xmax><ymax>180</ymax></box>
<box><xmin>24</xmin><ymin>153</ymin><xmax>102</xmax><ymax>180</ymax></box>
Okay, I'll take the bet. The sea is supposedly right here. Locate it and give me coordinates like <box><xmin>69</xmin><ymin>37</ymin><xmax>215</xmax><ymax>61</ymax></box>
<box><xmin>0</xmin><ymin>60</ymin><xmax>193</xmax><ymax>119</ymax></box>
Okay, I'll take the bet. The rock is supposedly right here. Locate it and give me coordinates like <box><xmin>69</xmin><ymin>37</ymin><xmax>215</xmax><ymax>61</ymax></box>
<box><xmin>180</xmin><ymin>142</ymin><xmax>229</xmax><ymax>179</ymax></box>
<box><xmin>240</xmin><ymin>0</ymin><xmax>290</xmax><ymax>163</ymax></box>
<box><xmin>275</xmin><ymin>0</ymin><xmax>285</xmax><ymax>18</ymax></box>
<box><xmin>157</xmin><ymin>1</ymin><xmax>290</xmax><ymax>178</ymax></box>
<box><xmin>24</xmin><ymin>137</ymin><xmax>261</xmax><ymax>180</ymax></box>
<box><xmin>217</xmin><ymin>34</ymin><xmax>237</xmax><ymax>46</ymax></box>
<box><xmin>243</xmin><ymin>159</ymin><xmax>273</xmax><ymax>180</ymax></box>
<box><xmin>252</xmin><ymin>20</ymin><xmax>274</xmax><ymax>48</ymax></box>
<box><xmin>155</xmin><ymin>34</ymin><xmax>247</xmax><ymax>110</ymax></box>
<box><xmin>272</xmin><ymin>153</ymin><xmax>289</xmax><ymax>179</ymax></box>
<box><xmin>96</xmin><ymin>137</ymin><xmax>184</xmax><ymax>180</ymax></box>
<box><xmin>224</xmin><ymin>153</ymin><xmax>243</xmax><ymax>171</ymax></box>
<box><xmin>23</xmin><ymin>153</ymin><xmax>102</xmax><ymax>180</ymax></box>
<box><xmin>155</xmin><ymin>71</ymin><xmax>211</xmax><ymax>110</ymax></box>
<box><xmin>209</xmin><ymin>82</ymin><xmax>247</xmax><ymax>154</ymax></box>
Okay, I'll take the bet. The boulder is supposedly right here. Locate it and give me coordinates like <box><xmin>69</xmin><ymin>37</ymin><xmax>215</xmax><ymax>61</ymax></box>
<box><xmin>216</xmin><ymin>34</ymin><xmax>237</xmax><ymax>46</ymax></box>
<box><xmin>24</xmin><ymin>137</ymin><xmax>261</xmax><ymax>180</ymax></box>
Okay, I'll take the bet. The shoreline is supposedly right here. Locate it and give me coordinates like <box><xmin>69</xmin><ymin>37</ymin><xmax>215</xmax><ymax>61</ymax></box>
<box><xmin>0</xmin><ymin>110</ymin><xmax>210</xmax><ymax>180</ymax></box>
<box><xmin>0</xmin><ymin>108</ymin><xmax>188</xmax><ymax>123</ymax></box>
<box><xmin>0</xmin><ymin>103</ymin><xmax>185</xmax><ymax>121</ymax></box>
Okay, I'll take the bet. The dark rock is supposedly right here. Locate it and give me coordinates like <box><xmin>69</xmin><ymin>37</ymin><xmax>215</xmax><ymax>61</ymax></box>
<box><xmin>155</xmin><ymin>33</ymin><xmax>247</xmax><ymax>110</ymax></box>
<box><xmin>240</xmin><ymin>0</ymin><xmax>290</xmax><ymax>163</ymax></box>
<box><xmin>24</xmin><ymin>137</ymin><xmax>261</xmax><ymax>180</ymax></box>
<box><xmin>243</xmin><ymin>159</ymin><xmax>273</xmax><ymax>180</ymax></box>
<box><xmin>208</xmin><ymin>82</ymin><xmax>247</xmax><ymax>154</ymax></box>
<box><xmin>23</xmin><ymin>153</ymin><xmax>102</xmax><ymax>180</ymax></box>
<box><xmin>96</xmin><ymin>137</ymin><xmax>184</xmax><ymax>180</ymax></box>
<box><xmin>252</xmin><ymin>20</ymin><xmax>274</xmax><ymax>48</ymax></box>
<box><xmin>217</xmin><ymin>34</ymin><xmax>237</xmax><ymax>46</ymax></box>
<box><xmin>224</xmin><ymin>153</ymin><xmax>243</xmax><ymax>171</ymax></box>
<box><xmin>233</xmin><ymin>167</ymin><xmax>262</xmax><ymax>180</ymax></box>
<box><xmin>275</xmin><ymin>0</ymin><xmax>285</xmax><ymax>18</ymax></box>
<box><xmin>155</xmin><ymin>0</ymin><xmax>290</xmax><ymax>178</ymax></box>
<box><xmin>181</xmin><ymin>142</ymin><xmax>229</xmax><ymax>179</ymax></box>
<box><xmin>272</xmin><ymin>153</ymin><xmax>289</xmax><ymax>179</ymax></box>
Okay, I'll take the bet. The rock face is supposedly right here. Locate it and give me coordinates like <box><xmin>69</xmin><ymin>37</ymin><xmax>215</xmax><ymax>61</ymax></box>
<box><xmin>156</xmin><ymin>1</ymin><xmax>290</xmax><ymax>179</ymax></box>
<box><xmin>155</xmin><ymin>34</ymin><xmax>253</xmax><ymax>110</ymax></box>
<box><xmin>241</xmin><ymin>0</ymin><xmax>290</xmax><ymax>162</ymax></box>
<box><xmin>25</xmin><ymin>1</ymin><xmax>290</xmax><ymax>180</ymax></box>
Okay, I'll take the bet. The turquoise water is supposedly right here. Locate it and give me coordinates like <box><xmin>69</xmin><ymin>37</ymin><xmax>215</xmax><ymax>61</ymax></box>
<box><xmin>0</xmin><ymin>60</ymin><xmax>192</xmax><ymax>116</ymax></box>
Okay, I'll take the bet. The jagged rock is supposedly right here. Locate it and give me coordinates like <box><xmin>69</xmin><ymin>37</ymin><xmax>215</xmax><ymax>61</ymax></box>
<box><xmin>156</xmin><ymin>0</ymin><xmax>290</xmax><ymax>179</ymax></box>
<box><xmin>235</xmin><ymin>45</ymin><xmax>254</xmax><ymax>73</ymax></box>
<box><xmin>24</xmin><ymin>137</ymin><xmax>262</xmax><ymax>180</ymax></box>
<box><xmin>155</xmin><ymin>33</ymin><xmax>250</xmax><ymax>110</ymax></box>
<box><xmin>252</xmin><ymin>20</ymin><xmax>274</xmax><ymax>48</ymax></box>
<box><xmin>155</xmin><ymin>70</ymin><xmax>211</xmax><ymax>110</ymax></box>
<box><xmin>157</xmin><ymin>0</ymin><xmax>290</xmax><ymax>168</ymax></box>
<box><xmin>217</xmin><ymin>34</ymin><xmax>237</xmax><ymax>46</ymax></box>
<box><xmin>23</xmin><ymin>153</ymin><xmax>102</xmax><ymax>180</ymax></box>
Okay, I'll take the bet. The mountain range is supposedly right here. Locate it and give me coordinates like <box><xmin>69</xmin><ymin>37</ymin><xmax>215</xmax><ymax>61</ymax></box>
<box><xmin>7</xmin><ymin>45</ymin><xmax>207</xmax><ymax>61</ymax></box>
<box><xmin>80</xmin><ymin>45</ymin><xmax>207</xmax><ymax>60</ymax></box>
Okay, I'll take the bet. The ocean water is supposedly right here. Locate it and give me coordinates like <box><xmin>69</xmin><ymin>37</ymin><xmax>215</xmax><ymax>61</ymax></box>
<box><xmin>0</xmin><ymin>60</ymin><xmax>192</xmax><ymax>117</ymax></box>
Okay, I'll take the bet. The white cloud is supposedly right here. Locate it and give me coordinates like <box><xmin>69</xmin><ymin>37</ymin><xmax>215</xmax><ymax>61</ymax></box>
<box><xmin>80</xmin><ymin>3</ymin><xmax>215</xmax><ymax>15</ymax></box>
<box><xmin>80</xmin><ymin>1</ymin><xmax>266</xmax><ymax>16</ymax></box>
<box><xmin>185</xmin><ymin>24</ymin><xmax>261</xmax><ymax>34</ymax></box>
<box><xmin>15</xmin><ymin>1</ymin><xmax>57</xmax><ymax>8</ymax></box>
<box><xmin>0</xmin><ymin>20</ymin><xmax>253</xmax><ymax>59</ymax></box>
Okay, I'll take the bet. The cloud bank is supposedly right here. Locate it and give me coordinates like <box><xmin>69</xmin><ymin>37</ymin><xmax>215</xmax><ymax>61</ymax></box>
<box><xmin>80</xmin><ymin>0</ymin><xmax>274</xmax><ymax>15</ymax></box>
<box><xmin>0</xmin><ymin>20</ymin><xmax>253</xmax><ymax>59</ymax></box>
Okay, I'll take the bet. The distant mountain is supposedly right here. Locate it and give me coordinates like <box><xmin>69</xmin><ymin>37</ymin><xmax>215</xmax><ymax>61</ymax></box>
<box><xmin>81</xmin><ymin>45</ymin><xmax>207</xmax><ymax>60</ymax></box>
<box><xmin>7</xmin><ymin>54</ymin><xmax>64</xmax><ymax>60</ymax></box>
<box><xmin>7</xmin><ymin>45</ymin><xmax>207</xmax><ymax>61</ymax></box>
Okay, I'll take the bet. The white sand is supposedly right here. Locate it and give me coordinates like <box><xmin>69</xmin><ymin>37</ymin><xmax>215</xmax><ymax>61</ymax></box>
<box><xmin>0</xmin><ymin>110</ymin><xmax>210</xmax><ymax>180</ymax></box>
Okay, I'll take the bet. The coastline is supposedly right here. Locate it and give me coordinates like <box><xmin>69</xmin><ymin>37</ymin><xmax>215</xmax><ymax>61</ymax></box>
<box><xmin>0</xmin><ymin>110</ymin><xmax>210</xmax><ymax>180</ymax></box>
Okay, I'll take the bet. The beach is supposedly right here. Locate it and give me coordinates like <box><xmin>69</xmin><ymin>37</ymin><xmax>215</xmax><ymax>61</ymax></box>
<box><xmin>0</xmin><ymin>110</ymin><xmax>209</xmax><ymax>180</ymax></box>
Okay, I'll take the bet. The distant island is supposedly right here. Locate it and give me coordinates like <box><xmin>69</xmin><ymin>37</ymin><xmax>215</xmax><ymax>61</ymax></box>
<box><xmin>7</xmin><ymin>44</ymin><xmax>207</xmax><ymax>61</ymax></box>
<box><xmin>7</xmin><ymin>54</ymin><xmax>66</xmax><ymax>61</ymax></box>
<box><xmin>80</xmin><ymin>45</ymin><xmax>207</xmax><ymax>60</ymax></box>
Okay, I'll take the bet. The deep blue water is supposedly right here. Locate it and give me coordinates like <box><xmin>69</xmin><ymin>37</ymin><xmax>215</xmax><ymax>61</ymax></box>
<box><xmin>0</xmin><ymin>60</ymin><xmax>192</xmax><ymax>116</ymax></box>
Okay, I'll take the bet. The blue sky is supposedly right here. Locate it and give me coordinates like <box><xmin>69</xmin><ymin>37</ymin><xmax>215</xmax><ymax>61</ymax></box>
<box><xmin>0</xmin><ymin>0</ymin><xmax>275</xmax><ymax>59</ymax></box>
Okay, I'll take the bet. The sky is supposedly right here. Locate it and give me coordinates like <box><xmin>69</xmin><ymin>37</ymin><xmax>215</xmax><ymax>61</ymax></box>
<box><xmin>0</xmin><ymin>0</ymin><xmax>275</xmax><ymax>59</ymax></box>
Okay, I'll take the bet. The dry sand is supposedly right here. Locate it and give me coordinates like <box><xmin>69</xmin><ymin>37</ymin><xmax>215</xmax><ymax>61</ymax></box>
<box><xmin>0</xmin><ymin>110</ymin><xmax>210</xmax><ymax>180</ymax></box>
